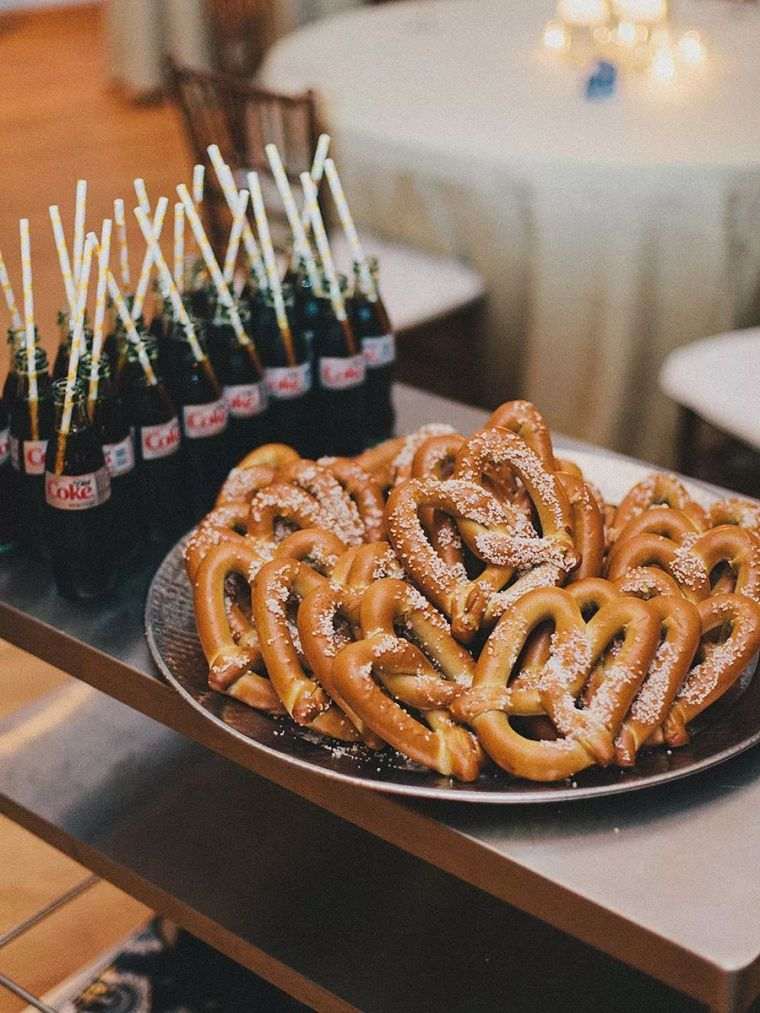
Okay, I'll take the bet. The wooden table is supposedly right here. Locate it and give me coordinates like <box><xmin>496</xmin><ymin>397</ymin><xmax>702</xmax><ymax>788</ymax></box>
<box><xmin>1</xmin><ymin>386</ymin><xmax>759</xmax><ymax>1012</ymax></box>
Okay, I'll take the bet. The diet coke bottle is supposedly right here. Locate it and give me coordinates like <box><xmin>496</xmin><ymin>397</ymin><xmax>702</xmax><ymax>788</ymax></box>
<box><xmin>349</xmin><ymin>257</ymin><xmax>396</xmax><ymax>442</ymax></box>
<box><xmin>9</xmin><ymin>346</ymin><xmax>54</xmax><ymax>554</ymax></box>
<box><xmin>259</xmin><ymin>286</ymin><xmax>313</xmax><ymax>456</ymax></box>
<box><xmin>45</xmin><ymin>379</ymin><xmax>117</xmax><ymax>600</ymax></box>
<box><xmin>0</xmin><ymin>397</ymin><xmax>16</xmax><ymax>552</ymax></box>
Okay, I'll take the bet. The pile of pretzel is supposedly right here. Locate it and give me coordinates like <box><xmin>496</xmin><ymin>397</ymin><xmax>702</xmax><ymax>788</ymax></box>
<box><xmin>185</xmin><ymin>401</ymin><xmax>760</xmax><ymax>783</ymax></box>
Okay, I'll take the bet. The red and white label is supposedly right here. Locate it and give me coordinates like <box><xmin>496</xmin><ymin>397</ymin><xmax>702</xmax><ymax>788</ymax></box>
<box><xmin>0</xmin><ymin>428</ymin><xmax>9</xmax><ymax>467</ymax></box>
<box><xmin>224</xmin><ymin>381</ymin><xmax>268</xmax><ymax>419</ymax></box>
<box><xmin>45</xmin><ymin>467</ymin><xmax>111</xmax><ymax>511</ymax></box>
<box><xmin>11</xmin><ymin>438</ymin><xmax>48</xmax><ymax>475</ymax></box>
<box><xmin>363</xmin><ymin>333</ymin><xmax>395</xmax><ymax>369</ymax></box>
<box><xmin>103</xmin><ymin>433</ymin><xmax>135</xmax><ymax>477</ymax></box>
<box><xmin>265</xmin><ymin>362</ymin><xmax>311</xmax><ymax>400</ymax></box>
<box><xmin>183</xmin><ymin>399</ymin><xmax>227</xmax><ymax>439</ymax></box>
<box><xmin>140</xmin><ymin>417</ymin><xmax>181</xmax><ymax>461</ymax></box>
<box><xmin>319</xmin><ymin>354</ymin><xmax>366</xmax><ymax>391</ymax></box>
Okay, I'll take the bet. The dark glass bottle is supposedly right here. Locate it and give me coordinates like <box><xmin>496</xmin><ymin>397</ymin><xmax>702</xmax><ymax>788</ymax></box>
<box><xmin>51</xmin><ymin>310</ymin><xmax>70</xmax><ymax>382</ymax></box>
<box><xmin>44</xmin><ymin>379</ymin><xmax>117</xmax><ymax>600</ymax></box>
<box><xmin>2</xmin><ymin>329</ymin><xmax>23</xmax><ymax>411</ymax></box>
<box><xmin>9</xmin><ymin>346</ymin><xmax>54</xmax><ymax>555</ymax></box>
<box><xmin>53</xmin><ymin>323</ymin><xmax>93</xmax><ymax>382</ymax></box>
<box><xmin>120</xmin><ymin>343</ymin><xmax>190</xmax><ymax>543</ymax></box>
<box><xmin>215</xmin><ymin>301</ymin><xmax>271</xmax><ymax>467</ymax></box>
<box><xmin>0</xmin><ymin>398</ymin><xmax>16</xmax><ymax>552</ymax></box>
<box><xmin>79</xmin><ymin>354</ymin><xmax>140</xmax><ymax>560</ymax></box>
<box><xmin>163</xmin><ymin>318</ymin><xmax>228</xmax><ymax>520</ymax></box>
<box><xmin>258</xmin><ymin>286</ymin><xmax>313</xmax><ymax>456</ymax></box>
<box><xmin>349</xmin><ymin>257</ymin><xmax>396</xmax><ymax>442</ymax></box>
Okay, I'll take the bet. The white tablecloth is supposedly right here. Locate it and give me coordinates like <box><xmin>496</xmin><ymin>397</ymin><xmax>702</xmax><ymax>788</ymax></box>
<box><xmin>261</xmin><ymin>0</ymin><xmax>760</xmax><ymax>464</ymax></box>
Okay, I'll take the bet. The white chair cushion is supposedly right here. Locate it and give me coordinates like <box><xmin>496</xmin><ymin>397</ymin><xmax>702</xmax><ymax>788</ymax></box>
<box><xmin>329</xmin><ymin>230</ymin><xmax>485</xmax><ymax>333</ymax></box>
<box><xmin>659</xmin><ymin>328</ymin><xmax>760</xmax><ymax>450</ymax></box>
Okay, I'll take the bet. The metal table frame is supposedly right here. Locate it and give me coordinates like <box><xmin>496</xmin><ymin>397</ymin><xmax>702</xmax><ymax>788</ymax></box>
<box><xmin>1</xmin><ymin>386</ymin><xmax>758</xmax><ymax>1012</ymax></box>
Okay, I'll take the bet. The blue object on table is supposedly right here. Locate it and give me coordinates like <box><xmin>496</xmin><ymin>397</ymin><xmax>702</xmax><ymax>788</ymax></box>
<box><xmin>585</xmin><ymin>60</ymin><xmax>617</xmax><ymax>101</ymax></box>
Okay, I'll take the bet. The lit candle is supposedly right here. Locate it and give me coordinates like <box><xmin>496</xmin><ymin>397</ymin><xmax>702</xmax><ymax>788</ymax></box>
<box><xmin>543</xmin><ymin>19</ymin><xmax>570</xmax><ymax>51</ymax></box>
<box><xmin>677</xmin><ymin>30</ymin><xmax>705</xmax><ymax>65</ymax></box>
<box><xmin>613</xmin><ymin>0</ymin><xmax>666</xmax><ymax>24</ymax></box>
<box><xmin>557</xmin><ymin>0</ymin><xmax>608</xmax><ymax>27</ymax></box>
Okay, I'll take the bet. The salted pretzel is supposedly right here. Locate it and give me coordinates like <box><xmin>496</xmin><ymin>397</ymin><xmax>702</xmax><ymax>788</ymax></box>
<box><xmin>483</xmin><ymin>400</ymin><xmax>557</xmax><ymax>471</ymax></box>
<box><xmin>707</xmin><ymin>498</ymin><xmax>760</xmax><ymax>536</ymax></box>
<box><xmin>318</xmin><ymin>457</ymin><xmax>386</xmax><ymax>542</ymax></box>
<box><xmin>331</xmin><ymin>578</ymin><xmax>483</xmax><ymax>781</ymax></box>
<box><xmin>612</xmin><ymin>506</ymin><xmax>703</xmax><ymax>551</ymax></box>
<box><xmin>610</xmin><ymin>472</ymin><xmax>707</xmax><ymax>542</ymax></box>
<box><xmin>215</xmin><ymin>464</ymin><xmax>276</xmax><ymax>507</ymax></box>
<box><xmin>663</xmin><ymin>594</ymin><xmax>760</xmax><ymax>746</ymax></box>
<box><xmin>411</xmin><ymin>433</ymin><xmax>466</xmax><ymax>567</ymax></box>
<box><xmin>355</xmin><ymin>436</ymin><xmax>406</xmax><ymax>490</ymax></box>
<box><xmin>279</xmin><ymin>459</ymin><xmax>365</xmax><ymax>546</ymax></box>
<box><xmin>235</xmin><ymin>443</ymin><xmax>300</xmax><ymax>472</ymax></box>
<box><xmin>185</xmin><ymin>501</ymin><xmax>263</xmax><ymax>581</ymax></box>
<box><xmin>557</xmin><ymin>472</ymin><xmax>604</xmax><ymax>581</ymax></box>
<box><xmin>613</xmin><ymin>567</ymin><xmax>683</xmax><ymax>600</ymax></box>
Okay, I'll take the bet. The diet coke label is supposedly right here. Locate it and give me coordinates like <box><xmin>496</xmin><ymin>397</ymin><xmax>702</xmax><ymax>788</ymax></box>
<box><xmin>362</xmin><ymin>333</ymin><xmax>396</xmax><ymax>369</ymax></box>
<box><xmin>0</xmin><ymin>427</ymin><xmax>9</xmax><ymax>467</ymax></box>
<box><xmin>45</xmin><ymin>467</ymin><xmax>111</xmax><ymax>511</ymax></box>
<box><xmin>11</xmin><ymin>438</ymin><xmax>48</xmax><ymax>475</ymax></box>
<box><xmin>140</xmin><ymin>417</ymin><xmax>181</xmax><ymax>461</ymax></box>
<box><xmin>224</xmin><ymin>381</ymin><xmax>268</xmax><ymax>419</ymax></box>
<box><xmin>182</xmin><ymin>399</ymin><xmax>228</xmax><ymax>440</ymax></box>
<box><xmin>319</xmin><ymin>354</ymin><xmax>366</xmax><ymax>391</ymax></box>
<box><xmin>265</xmin><ymin>362</ymin><xmax>311</xmax><ymax>401</ymax></box>
<box><xmin>103</xmin><ymin>433</ymin><xmax>135</xmax><ymax>477</ymax></box>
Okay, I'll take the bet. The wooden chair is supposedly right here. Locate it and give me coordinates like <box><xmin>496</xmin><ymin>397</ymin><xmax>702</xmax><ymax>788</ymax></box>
<box><xmin>166</xmin><ymin>61</ymin><xmax>487</xmax><ymax>403</ymax></box>
<box><xmin>205</xmin><ymin>0</ymin><xmax>276</xmax><ymax>79</ymax></box>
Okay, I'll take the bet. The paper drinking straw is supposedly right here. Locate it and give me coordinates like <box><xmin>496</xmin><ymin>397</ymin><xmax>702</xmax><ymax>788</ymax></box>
<box><xmin>176</xmin><ymin>184</ymin><xmax>262</xmax><ymax>372</ymax></box>
<box><xmin>207</xmin><ymin>144</ymin><xmax>268</xmax><ymax>290</ymax></box>
<box><xmin>324</xmin><ymin>158</ymin><xmax>377</xmax><ymax>301</ymax></box>
<box><xmin>131</xmin><ymin>198</ymin><xmax>168</xmax><ymax>321</ymax></box>
<box><xmin>113</xmin><ymin>198</ymin><xmax>130</xmax><ymax>287</ymax></box>
<box><xmin>222</xmin><ymin>189</ymin><xmax>250</xmax><ymax>286</ymax></box>
<box><xmin>88</xmin><ymin>220</ymin><xmax>112</xmax><ymax>406</ymax></box>
<box><xmin>192</xmin><ymin>164</ymin><xmax>205</xmax><ymax>205</ymax></box>
<box><xmin>48</xmin><ymin>205</ymin><xmax>77</xmax><ymax>316</ymax></box>
<box><xmin>134</xmin><ymin>205</ymin><xmax>206</xmax><ymax>363</ymax></box>
<box><xmin>72</xmin><ymin>179</ymin><xmax>87</xmax><ymax>284</ymax></box>
<box><xmin>105</xmin><ymin>271</ymin><xmax>156</xmax><ymax>385</ymax></box>
<box><xmin>173</xmin><ymin>202</ymin><xmax>185</xmax><ymax>292</ymax></box>
<box><xmin>0</xmin><ymin>248</ymin><xmax>23</xmax><ymax>332</ymax></box>
<box><xmin>247</xmin><ymin>171</ymin><xmax>296</xmax><ymax>366</ymax></box>
<box><xmin>18</xmin><ymin>219</ymin><xmax>37</xmax><ymax>401</ymax></box>
<box><xmin>265</xmin><ymin>143</ymin><xmax>321</xmax><ymax>292</ymax></box>
<box><xmin>300</xmin><ymin>173</ymin><xmax>353</xmax><ymax>342</ymax></box>
<box><xmin>301</xmin><ymin>133</ymin><xmax>331</xmax><ymax>237</ymax></box>
<box><xmin>133</xmin><ymin>178</ymin><xmax>151</xmax><ymax>214</ymax></box>
<box><xmin>61</xmin><ymin>232</ymin><xmax>96</xmax><ymax>435</ymax></box>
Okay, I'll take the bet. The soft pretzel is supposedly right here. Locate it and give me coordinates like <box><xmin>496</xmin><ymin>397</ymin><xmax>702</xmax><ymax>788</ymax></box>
<box><xmin>558</xmin><ymin>472</ymin><xmax>604</xmax><ymax>581</ymax></box>
<box><xmin>613</xmin><ymin>567</ymin><xmax>684</xmax><ymax>600</ymax></box>
<box><xmin>606</xmin><ymin>533</ymin><xmax>710</xmax><ymax>601</ymax></box>
<box><xmin>663</xmin><ymin>593</ymin><xmax>760</xmax><ymax>746</ymax></box>
<box><xmin>412</xmin><ymin>433</ymin><xmax>466</xmax><ymax>567</ymax></box>
<box><xmin>707</xmin><ymin>498</ymin><xmax>760</xmax><ymax>536</ymax></box>
<box><xmin>235</xmin><ymin>442</ymin><xmax>300</xmax><ymax>471</ymax></box>
<box><xmin>185</xmin><ymin>501</ymin><xmax>265</xmax><ymax>581</ymax></box>
<box><xmin>611</xmin><ymin>472</ymin><xmax>707</xmax><ymax>542</ymax></box>
<box><xmin>355</xmin><ymin>436</ymin><xmax>406</xmax><ymax>490</ymax></box>
<box><xmin>613</xmin><ymin>506</ymin><xmax>703</xmax><ymax>550</ymax></box>
<box><xmin>318</xmin><ymin>457</ymin><xmax>386</xmax><ymax>542</ymax></box>
<box><xmin>483</xmin><ymin>400</ymin><xmax>557</xmax><ymax>471</ymax></box>
<box><xmin>279</xmin><ymin>459</ymin><xmax>365</xmax><ymax>546</ymax></box>
<box><xmin>248</xmin><ymin>481</ymin><xmax>325</xmax><ymax>541</ymax></box>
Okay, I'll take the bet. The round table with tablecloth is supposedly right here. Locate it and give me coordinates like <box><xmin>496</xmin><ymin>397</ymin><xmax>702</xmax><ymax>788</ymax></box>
<box><xmin>261</xmin><ymin>0</ymin><xmax>760</xmax><ymax>464</ymax></box>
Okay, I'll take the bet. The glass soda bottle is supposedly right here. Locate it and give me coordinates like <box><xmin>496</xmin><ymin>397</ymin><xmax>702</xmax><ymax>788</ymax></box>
<box><xmin>44</xmin><ymin>378</ymin><xmax>117</xmax><ymax>600</ymax></box>
<box><xmin>259</xmin><ymin>285</ymin><xmax>313</xmax><ymax>456</ymax></box>
<box><xmin>2</xmin><ymin>328</ymin><xmax>23</xmax><ymax>411</ymax></box>
<box><xmin>312</xmin><ymin>277</ymin><xmax>367</xmax><ymax>457</ymax></box>
<box><xmin>163</xmin><ymin>318</ymin><xmax>228</xmax><ymax>520</ymax></box>
<box><xmin>120</xmin><ymin>340</ymin><xmax>190</xmax><ymax>543</ymax></box>
<box><xmin>0</xmin><ymin>397</ymin><xmax>16</xmax><ymax>552</ymax></box>
<box><xmin>9</xmin><ymin>346</ymin><xmax>54</xmax><ymax>555</ymax></box>
<box><xmin>349</xmin><ymin>257</ymin><xmax>396</xmax><ymax>442</ymax></box>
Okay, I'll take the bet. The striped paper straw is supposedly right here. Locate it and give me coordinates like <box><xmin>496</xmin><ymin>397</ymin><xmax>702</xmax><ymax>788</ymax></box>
<box><xmin>300</xmin><ymin>173</ymin><xmax>348</xmax><ymax>324</ymax></box>
<box><xmin>173</xmin><ymin>202</ymin><xmax>185</xmax><ymax>292</ymax></box>
<box><xmin>0</xmin><ymin>248</ymin><xmax>23</xmax><ymax>332</ymax></box>
<box><xmin>176</xmin><ymin>184</ymin><xmax>261</xmax><ymax>372</ymax></box>
<box><xmin>61</xmin><ymin>232</ymin><xmax>96</xmax><ymax>434</ymax></box>
<box><xmin>265</xmin><ymin>143</ymin><xmax>321</xmax><ymax>293</ymax></box>
<box><xmin>133</xmin><ymin>178</ymin><xmax>150</xmax><ymax>215</ymax></box>
<box><xmin>113</xmin><ymin>198</ymin><xmax>130</xmax><ymax>287</ymax></box>
<box><xmin>48</xmin><ymin>205</ymin><xmax>77</xmax><ymax>316</ymax></box>
<box><xmin>131</xmin><ymin>198</ymin><xmax>168</xmax><ymax>321</ymax></box>
<box><xmin>72</xmin><ymin>179</ymin><xmax>87</xmax><ymax>284</ymax></box>
<box><xmin>134</xmin><ymin>205</ymin><xmax>206</xmax><ymax>363</ymax></box>
<box><xmin>192</xmin><ymin>164</ymin><xmax>205</xmax><ymax>205</ymax></box>
<box><xmin>207</xmin><ymin>144</ymin><xmax>268</xmax><ymax>290</ymax></box>
<box><xmin>18</xmin><ymin>219</ymin><xmax>37</xmax><ymax>401</ymax></box>
<box><xmin>324</xmin><ymin>158</ymin><xmax>376</xmax><ymax>301</ymax></box>
<box><xmin>88</xmin><ymin>220</ymin><xmax>112</xmax><ymax>406</ymax></box>
<box><xmin>222</xmin><ymin>189</ymin><xmax>249</xmax><ymax>286</ymax></box>
<box><xmin>247</xmin><ymin>171</ymin><xmax>296</xmax><ymax>365</ymax></box>
<box><xmin>106</xmin><ymin>270</ymin><xmax>156</xmax><ymax>385</ymax></box>
<box><xmin>301</xmin><ymin>133</ymin><xmax>331</xmax><ymax>237</ymax></box>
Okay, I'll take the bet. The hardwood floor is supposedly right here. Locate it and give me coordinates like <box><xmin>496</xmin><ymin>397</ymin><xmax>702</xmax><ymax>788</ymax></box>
<box><xmin>0</xmin><ymin>4</ymin><xmax>187</xmax><ymax>1008</ymax></box>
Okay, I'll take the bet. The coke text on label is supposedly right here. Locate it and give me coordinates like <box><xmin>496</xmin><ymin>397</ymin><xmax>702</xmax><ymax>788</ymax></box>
<box><xmin>319</xmin><ymin>355</ymin><xmax>367</xmax><ymax>391</ymax></box>
<box><xmin>103</xmin><ymin>433</ymin><xmax>136</xmax><ymax>477</ymax></box>
<box><xmin>140</xmin><ymin>417</ymin><xmax>181</xmax><ymax>461</ymax></box>
<box><xmin>0</xmin><ymin>427</ymin><xmax>9</xmax><ymax>467</ymax></box>
<box><xmin>362</xmin><ymin>333</ymin><xmax>396</xmax><ymax>369</ymax></box>
<box><xmin>265</xmin><ymin>362</ymin><xmax>311</xmax><ymax>400</ymax></box>
<box><xmin>182</xmin><ymin>399</ymin><xmax>228</xmax><ymax>439</ymax></box>
<box><xmin>224</xmin><ymin>382</ymin><xmax>268</xmax><ymax>418</ymax></box>
<box><xmin>45</xmin><ymin>467</ymin><xmax>111</xmax><ymax>511</ymax></box>
<box><xmin>12</xmin><ymin>439</ymin><xmax>48</xmax><ymax>475</ymax></box>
